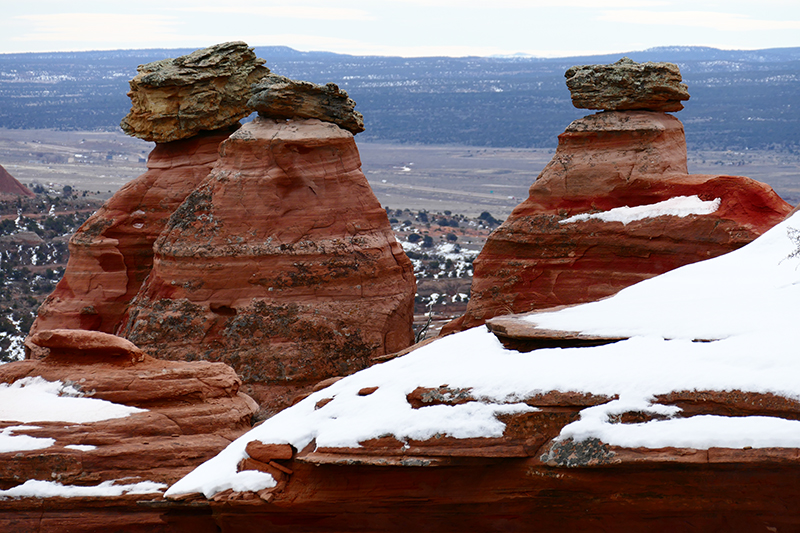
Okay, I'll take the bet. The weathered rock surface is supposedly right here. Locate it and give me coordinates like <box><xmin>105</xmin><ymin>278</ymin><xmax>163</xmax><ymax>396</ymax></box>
<box><xmin>249</xmin><ymin>73</ymin><xmax>365</xmax><ymax>134</ymax></box>
<box><xmin>121</xmin><ymin>42</ymin><xmax>269</xmax><ymax>142</ymax></box>
<box><xmin>565</xmin><ymin>57</ymin><xmax>690</xmax><ymax>112</ymax></box>
<box><xmin>0</xmin><ymin>163</ymin><xmax>34</xmax><ymax>197</ymax></box>
<box><xmin>30</xmin><ymin>129</ymin><xmax>233</xmax><ymax>336</ymax></box>
<box><xmin>118</xmin><ymin>117</ymin><xmax>415</xmax><ymax>404</ymax></box>
<box><xmin>443</xmin><ymin>110</ymin><xmax>791</xmax><ymax>333</ymax></box>
<box><xmin>26</xmin><ymin>328</ymin><xmax>145</xmax><ymax>362</ymax></box>
<box><xmin>0</xmin><ymin>330</ymin><xmax>258</xmax><ymax>490</ymax></box>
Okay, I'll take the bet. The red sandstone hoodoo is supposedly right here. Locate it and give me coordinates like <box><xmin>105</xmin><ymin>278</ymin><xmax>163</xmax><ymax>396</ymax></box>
<box><xmin>31</xmin><ymin>42</ymin><xmax>416</xmax><ymax>409</ymax></box>
<box><xmin>443</xmin><ymin>58</ymin><xmax>792</xmax><ymax>334</ymax></box>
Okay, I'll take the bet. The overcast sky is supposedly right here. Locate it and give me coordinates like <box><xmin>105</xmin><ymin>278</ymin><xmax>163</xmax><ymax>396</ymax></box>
<box><xmin>1</xmin><ymin>0</ymin><xmax>799</xmax><ymax>58</ymax></box>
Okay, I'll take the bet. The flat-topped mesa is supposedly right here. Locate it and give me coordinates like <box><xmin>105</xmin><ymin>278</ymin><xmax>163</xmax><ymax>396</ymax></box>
<box><xmin>565</xmin><ymin>57</ymin><xmax>690</xmax><ymax>112</ymax></box>
<box><xmin>121</xmin><ymin>41</ymin><xmax>270</xmax><ymax>142</ymax></box>
<box><xmin>249</xmin><ymin>73</ymin><xmax>365</xmax><ymax>134</ymax></box>
<box><xmin>118</xmin><ymin>117</ymin><xmax>415</xmax><ymax>407</ymax></box>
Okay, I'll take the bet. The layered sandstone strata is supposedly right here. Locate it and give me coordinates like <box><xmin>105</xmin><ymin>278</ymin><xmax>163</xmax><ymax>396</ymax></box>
<box><xmin>249</xmin><ymin>73</ymin><xmax>365</xmax><ymax>134</ymax></box>
<box><xmin>121</xmin><ymin>41</ymin><xmax>269</xmax><ymax>143</ymax></box>
<box><xmin>31</xmin><ymin>129</ymin><xmax>234</xmax><ymax>335</ymax></box>
<box><xmin>565</xmin><ymin>57</ymin><xmax>690</xmax><ymax>112</ymax></box>
<box><xmin>0</xmin><ymin>329</ymin><xmax>258</xmax><ymax>489</ymax></box>
<box><xmin>118</xmin><ymin>117</ymin><xmax>415</xmax><ymax>401</ymax></box>
<box><xmin>443</xmin><ymin>110</ymin><xmax>791</xmax><ymax>333</ymax></box>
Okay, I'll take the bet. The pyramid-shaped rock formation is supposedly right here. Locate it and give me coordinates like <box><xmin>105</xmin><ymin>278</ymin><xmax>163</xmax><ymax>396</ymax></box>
<box><xmin>444</xmin><ymin>58</ymin><xmax>791</xmax><ymax>333</ymax></box>
<box><xmin>118</xmin><ymin>117</ymin><xmax>415</xmax><ymax>402</ymax></box>
<box><xmin>0</xmin><ymin>163</ymin><xmax>34</xmax><ymax>197</ymax></box>
<box><xmin>31</xmin><ymin>42</ymin><xmax>415</xmax><ymax>408</ymax></box>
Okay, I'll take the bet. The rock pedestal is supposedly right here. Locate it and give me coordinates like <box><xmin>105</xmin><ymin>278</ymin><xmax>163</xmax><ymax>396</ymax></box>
<box><xmin>118</xmin><ymin>118</ymin><xmax>415</xmax><ymax>403</ymax></box>
<box><xmin>443</xmin><ymin>110</ymin><xmax>791</xmax><ymax>333</ymax></box>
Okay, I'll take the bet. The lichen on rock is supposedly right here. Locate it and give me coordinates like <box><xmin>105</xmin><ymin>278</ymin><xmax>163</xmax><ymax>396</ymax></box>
<box><xmin>120</xmin><ymin>41</ymin><xmax>270</xmax><ymax>142</ymax></box>
<box><xmin>248</xmin><ymin>73</ymin><xmax>365</xmax><ymax>134</ymax></box>
<box><xmin>565</xmin><ymin>57</ymin><xmax>690</xmax><ymax>112</ymax></box>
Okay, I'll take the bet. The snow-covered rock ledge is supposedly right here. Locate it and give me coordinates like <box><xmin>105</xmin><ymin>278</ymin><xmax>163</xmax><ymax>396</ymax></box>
<box><xmin>166</xmin><ymin>211</ymin><xmax>800</xmax><ymax>502</ymax></box>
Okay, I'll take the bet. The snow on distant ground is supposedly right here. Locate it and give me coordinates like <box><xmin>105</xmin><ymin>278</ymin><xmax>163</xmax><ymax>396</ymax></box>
<box><xmin>559</xmin><ymin>195</ymin><xmax>721</xmax><ymax>225</ymax></box>
<box><xmin>168</xmin><ymin>211</ymin><xmax>800</xmax><ymax>498</ymax></box>
<box><xmin>0</xmin><ymin>479</ymin><xmax>165</xmax><ymax>499</ymax></box>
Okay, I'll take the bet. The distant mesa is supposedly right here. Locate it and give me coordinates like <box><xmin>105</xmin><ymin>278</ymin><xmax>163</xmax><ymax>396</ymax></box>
<box><xmin>565</xmin><ymin>57</ymin><xmax>690</xmax><ymax>112</ymax></box>
<box><xmin>249</xmin><ymin>73</ymin><xmax>365</xmax><ymax>134</ymax></box>
<box><xmin>0</xmin><ymin>163</ymin><xmax>34</xmax><ymax>197</ymax></box>
<box><xmin>120</xmin><ymin>41</ymin><xmax>270</xmax><ymax>143</ymax></box>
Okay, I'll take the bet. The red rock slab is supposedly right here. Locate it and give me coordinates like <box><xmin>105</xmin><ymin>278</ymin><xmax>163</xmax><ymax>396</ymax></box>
<box><xmin>165</xmin><ymin>458</ymin><xmax>800</xmax><ymax>532</ymax></box>
<box><xmin>486</xmin><ymin>311</ymin><xmax>627</xmax><ymax>351</ymax></box>
<box><xmin>444</xmin><ymin>111</ymin><xmax>791</xmax><ymax>333</ymax></box>
<box><xmin>119</xmin><ymin>118</ymin><xmax>415</xmax><ymax>404</ymax></box>
<box><xmin>245</xmin><ymin>441</ymin><xmax>295</xmax><ymax>462</ymax></box>
<box><xmin>31</xmin><ymin>129</ymin><xmax>233</xmax><ymax>336</ymax></box>
<box><xmin>0</xmin><ymin>351</ymin><xmax>257</xmax><ymax>490</ymax></box>
<box><xmin>27</xmin><ymin>328</ymin><xmax>145</xmax><ymax>362</ymax></box>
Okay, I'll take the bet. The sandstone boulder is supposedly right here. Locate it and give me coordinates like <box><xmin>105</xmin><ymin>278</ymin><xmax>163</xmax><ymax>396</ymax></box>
<box><xmin>443</xmin><ymin>110</ymin><xmax>791</xmax><ymax>334</ymax></box>
<box><xmin>118</xmin><ymin>117</ymin><xmax>415</xmax><ymax>405</ymax></box>
<box><xmin>249</xmin><ymin>73</ymin><xmax>365</xmax><ymax>134</ymax></box>
<box><xmin>30</xmin><ymin>129</ymin><xmax>233</xmax><ymax>336</ymax></box>
<box><xmin>120</xmin><ymin>41</ymin><xmax>269</xmax><ymax>142</ymax></box>
<box><xmin>565</xmin><ymin>57</ymin><xmax>690</xmax><ymax>112</ymax></box>
<box><xmin>26</xmin><ymin>328</ymin><xmax>144</xmax><ymax>362</ymax></box>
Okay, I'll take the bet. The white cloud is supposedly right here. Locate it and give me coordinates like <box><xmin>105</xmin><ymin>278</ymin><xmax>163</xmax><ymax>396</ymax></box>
<box><xmin>184</xmin><ymin>5</ymin><xmax>375</xmax><ymax>21</ymax></box>
<box><xmin>385</xmin><ymin>0</ymin><xmax>667</xmax><ymax>6</ymax></box>
<box><xmin>14</xmin><ymin>13</ymin><xmax>183</xmax><ymax>44</ymax></box>
<box><xmin>601</xmin><ymin>10</ymin><xmax>800</xmax><ymax>31</ymax></box>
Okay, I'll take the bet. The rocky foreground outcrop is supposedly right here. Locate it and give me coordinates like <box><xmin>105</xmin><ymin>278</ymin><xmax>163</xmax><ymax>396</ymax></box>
<box><xmin>118</xmin><ymin>117</ymin><xmax>415</xmax><ymax>406</ymax></box>
<box><xmin>0</xmin><ymin>329</ymin><xmax>257</xmax><ymax>489</ymax></box>
<box><xmin>443</xmin><ymin>60</ymin><xmax>791</xmax><ymax>334</ymax></box>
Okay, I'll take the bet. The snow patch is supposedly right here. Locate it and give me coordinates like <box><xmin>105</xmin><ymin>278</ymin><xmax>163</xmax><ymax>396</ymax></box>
<box><xmin>0</xmin><ymin>377</ymin><xmax>146</xmax><ymax>424</ymax></box>
<box><xmin>559</xmin><ymin>195</ymin><xmax>720</xmax><ymax>225</ymax></box>
<box><xmin>0</xmin><ymin>426</ymin><xmax>54</xmax><ymax>453</ymax></box>
<box><xmin>0</xmin><ymin>479</ymin><xmax>166</xmax><ymax>499</ymax></box>
<box><xmin>168</xmin><ymin>212</ymin><xmax>800</xmax><ymax>497</ymax></box>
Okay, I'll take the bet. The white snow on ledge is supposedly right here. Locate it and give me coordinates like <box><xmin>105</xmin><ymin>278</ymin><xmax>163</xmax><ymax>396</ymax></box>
<box><xmin>0</xmin><ymin>377</ymin><xmax>146</xmax><ymax>425</ymax></box>
<box><xmin>0</xmin><ymin>376</ymin><xmax>147</xmax><ymax>455</ymax></box>
<box><xmin>0</xmin><ymin>479</ymin><xmax>166</xmax><ymax>500</ymax></box>
<box><xmin>168</xmin><ymin>212</ymin><xmax>800</xmax><ymax>498</ymax></box>
<box><xmin>559</xmin><ymin>195</ymin><xmax>721</xmax><ymax>225</ymax></box>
